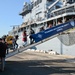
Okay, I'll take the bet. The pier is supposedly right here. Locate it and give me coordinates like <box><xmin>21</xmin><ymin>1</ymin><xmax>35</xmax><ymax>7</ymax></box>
<box><xmin>0</xmin><ymin>49</ymin><xmax>75</xmax><ymax>75</ymax></box>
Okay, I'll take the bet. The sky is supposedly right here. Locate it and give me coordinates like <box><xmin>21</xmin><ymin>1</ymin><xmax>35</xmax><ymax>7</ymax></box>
<box><xmin>0</xmin><ymin>0</ymin><xmax>30</xmax><ymax>37</ymax></box>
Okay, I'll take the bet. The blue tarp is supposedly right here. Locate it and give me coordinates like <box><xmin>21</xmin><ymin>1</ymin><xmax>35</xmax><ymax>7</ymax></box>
<box><xmin>31</xmin><ymin>20</ymin><xmax>75</xmax><ymax>43</ymax></box>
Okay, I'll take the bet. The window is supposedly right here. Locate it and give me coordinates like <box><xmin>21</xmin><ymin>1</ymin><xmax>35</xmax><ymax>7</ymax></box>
<box><xmin>37</xmin><ymin>0</ymin><xmax>39</xmax><ymax>5</ymax></box>
<box><xmin>67</xmin><ymin>0</ymin><xmax>73</xmax><ymax>3</ymax></box>
<box><xmin>39</xmin><ymin>0</ymin><xmax>42</xmax><ymax>3</ymax></box>
<box><xmin>56</xmin><ymin>5</ymin><xmax>61</xmax><ymax>9</ymax></box>
<box><xmin>35</xmin><ymin>1</ymin><xmax>37</xmax><ymax>6</ymax></box>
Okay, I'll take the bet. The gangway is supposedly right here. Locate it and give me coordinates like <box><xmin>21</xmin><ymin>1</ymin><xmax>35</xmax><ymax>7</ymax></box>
<box><xmin>6</xmin><ymin>20</ymin><xmax>75</xmax><ymax>58</ymax></box>
<box><xmin>6</xmin><ymin>33</ymin><xmax>61</xmax><ymax>58</ymax></box>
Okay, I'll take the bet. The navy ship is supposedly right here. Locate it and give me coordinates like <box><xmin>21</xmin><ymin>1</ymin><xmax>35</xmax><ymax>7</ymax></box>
<box><xmin>8</xmin><ymin>0</ymin><xmax>75</xmax><ymax>56</ymax></box>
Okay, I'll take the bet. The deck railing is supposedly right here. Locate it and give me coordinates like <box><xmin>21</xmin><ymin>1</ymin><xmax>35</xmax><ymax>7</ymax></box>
<box><xmin>50</xmin><ymin>5</ymin><xmax>75</xmax><ymax>17</ymax></box>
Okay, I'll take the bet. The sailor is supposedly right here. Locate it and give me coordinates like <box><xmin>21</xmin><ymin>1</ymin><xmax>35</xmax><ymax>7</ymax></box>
<box><xmin>29</xmin><ymin>28</ymin><xmax>35</xmax><ymax>44</ymax></box>
<box><xmin>22</xmin><ymin>30</ymin><xmax>27</xmax><ymax>46</ymax></box>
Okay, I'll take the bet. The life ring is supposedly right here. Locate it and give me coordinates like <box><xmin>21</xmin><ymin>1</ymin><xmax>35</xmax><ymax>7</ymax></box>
<box><xmin>5</xmin><ymin>36</ymin><xmax>13</xmax><ymax>44</ymax></box>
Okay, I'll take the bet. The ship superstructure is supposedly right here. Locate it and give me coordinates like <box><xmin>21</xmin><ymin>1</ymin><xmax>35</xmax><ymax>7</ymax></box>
<box><xmin>8</xmin><ymin>0</ymin><xmax>75</xmax><ymax>56</ymax></box>
<box><xmin>19</xmin><ymin>0</ymin><xmax>63</xmax><ymax>25</ymax></box>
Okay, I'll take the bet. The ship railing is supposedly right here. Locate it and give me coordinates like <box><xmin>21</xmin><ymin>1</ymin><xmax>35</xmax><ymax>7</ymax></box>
<box><xmin>48</xmin><ymin>0</ymin><xmax>60</xmax><ymax>9</ymax></box>
<box><xmin>54</xmin><ymin>9</ymin><xmax>74</xmax><ymax>16</ymax></box>
<box><xmin>36</xmin><ymin>17</ymin><xmax>42</xmax><ymax>21</ymax></box>
<box><xmin>50</xmin><ymin>4</ymin><xmax>75</xmax><ymax>17</ymax></box>
<box><xmin>23</xmin><ymin>5</ymin><xmax>32</xmax><ymax>11</ymax></box>
<box><xmin>19</xmin><ymin>4</ymin><xmax>32</xmax><ymax>15</ymax></box>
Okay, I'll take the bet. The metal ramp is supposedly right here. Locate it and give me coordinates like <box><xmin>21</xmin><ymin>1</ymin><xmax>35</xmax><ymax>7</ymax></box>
<box><xmin>6</xmin><ymin>33</ymin><xmax>60</xmax><ymax>58</ymax></box>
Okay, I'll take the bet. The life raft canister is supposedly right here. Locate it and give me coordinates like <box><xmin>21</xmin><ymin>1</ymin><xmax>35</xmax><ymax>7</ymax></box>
<box><xmin>5</xmin><ymin>36</ymin><xmax>13</xmax><ymax>44</ymax></box>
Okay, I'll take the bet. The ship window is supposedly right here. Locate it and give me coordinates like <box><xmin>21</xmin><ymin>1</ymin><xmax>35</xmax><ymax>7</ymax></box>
<box><xmin>35</xmin><ymin>23</ymin><xmax>37</xmax><ymax>27</ymax></box>
<box><xmin>66</xmin><ymin>6</ymin><xmax>74</xmax><ymax>12</ymax></box>
<box><xmin>47</xmin><ymin>0</ymin><xmax>52</xmax><ymax>1</ymax></box>
<box><xmin>26</xmin><ymin>26</ymin><xmax>29</xmax><ymax>29</ymax></box>
<box><xmin>33</xmin><ymin>0</ymin><xmax>42</xmax><ymax>7</ymax></box>
<box><xmin>24</xmin><ymin>27</ymin><xmax>26</xmax><ymax>30</ymax></box>
<box><xmin>18</xmin><ymin>29</ymin><xmax>21</xmax><ymax>32</ymax></box>
<box><xmin>31</xmin><ymin>2</ymin><xmax>34</xmax><ymax>8</ymax></box>
<box><xmin>56</xmin><ymin>5</ymin><xmax>61</xmax><ymax>9</ymax></box>
<box><xmin>67</xmin><ymin>0</ymin><xmax>73</xmax><ymax>3</ymax></box>
<box><xmin>39</xmin><ymin>0</ymin><xmax>42</xmax><ymax>3</ymax></box>
<box><xmin>37</xmin><ymin>0</ymin><xmax>39</xmax><ymax>5</ymax></box>
<box><xmin>31</xmin><ymin>25</ymin><xmax>34</xmax><ymax>28</ymax></box>
<box><xmin>35</xmin><ymin>1</ymin><xmax>37</xmax><ymax>6</ymax></box>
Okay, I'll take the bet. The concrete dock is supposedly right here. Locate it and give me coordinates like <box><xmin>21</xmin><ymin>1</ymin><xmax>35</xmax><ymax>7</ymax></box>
<box><xmin>0</xmin><ymin>50</ymin><xmax>75</xmax><ymax>75</ymax></box>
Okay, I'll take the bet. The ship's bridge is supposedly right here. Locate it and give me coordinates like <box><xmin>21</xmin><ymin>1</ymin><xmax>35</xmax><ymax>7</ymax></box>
<box><xmin>19</xmin><ymin>3</ymin><xmax>32</xmax><ymax>16</ymax></box>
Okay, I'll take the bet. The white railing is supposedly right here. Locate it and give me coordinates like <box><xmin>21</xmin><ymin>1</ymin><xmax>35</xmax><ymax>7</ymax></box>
<box><xmin>48</xmin><ymin>0</ymin><xmax>60</xmax><ymax>9</ymax></box>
